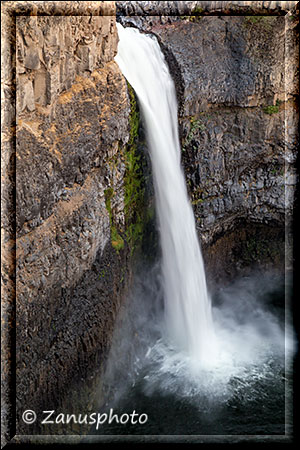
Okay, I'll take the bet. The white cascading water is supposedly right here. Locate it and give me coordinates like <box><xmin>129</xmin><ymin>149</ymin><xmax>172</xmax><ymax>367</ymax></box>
<box><xmin>115</xmin><ymin>24</ymin><xmax>218</xmax><ymax>366</ymax></box>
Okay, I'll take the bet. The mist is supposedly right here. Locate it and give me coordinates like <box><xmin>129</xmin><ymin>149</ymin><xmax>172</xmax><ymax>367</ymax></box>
<box><xmin>99</xmin><ymin>264</ymin><xmax>295</xmax><ymax>417</ymax></box>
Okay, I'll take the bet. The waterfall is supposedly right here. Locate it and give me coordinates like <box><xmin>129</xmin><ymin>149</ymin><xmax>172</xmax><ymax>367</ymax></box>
<box><xmin>115</xmin><ymin>24</ymin><xmax>218</xmax><ymax>366</ymax></box>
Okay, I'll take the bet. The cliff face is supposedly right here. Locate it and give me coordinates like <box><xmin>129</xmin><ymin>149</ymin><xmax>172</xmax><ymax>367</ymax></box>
<box><xmin>117</xmin><ymin>3</ymin><xmax>298</xmax><ymax>283</ymax></box>
<box><xmin>2</xmin><ymin>1</ymin><xmax>142</xmax><ymax>436</ymax></box>
<box><xmin>157</xmin><ymin>16</ymin><xmax>298</xmax><ymax>282</ymax></box>
<box><xmin>153</xmin><ymin>16</ymin><xmax>298</xmax><ymax>236</ymax></box>
<box><xmin>1</xmin><ymin>0</ymin><xmax>298</xmax><ymax>443</ymax></box>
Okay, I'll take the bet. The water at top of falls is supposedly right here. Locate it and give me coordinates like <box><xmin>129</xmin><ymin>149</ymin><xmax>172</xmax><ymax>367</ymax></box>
<box><xmin>115</xmin><ymin>23</ymin><xmax>218</xmax><ymax>367</ymax></box>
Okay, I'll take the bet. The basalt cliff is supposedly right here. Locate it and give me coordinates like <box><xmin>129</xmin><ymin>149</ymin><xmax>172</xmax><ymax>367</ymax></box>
<box><xmin>1</xmin><ymin>0</ymin><xmax>298</xmax><ymax>443</ymax></box>
<box><xmin>118</xmin><ymin>0</ymin><xmax>299</xmax><ymax>284</ymax></box>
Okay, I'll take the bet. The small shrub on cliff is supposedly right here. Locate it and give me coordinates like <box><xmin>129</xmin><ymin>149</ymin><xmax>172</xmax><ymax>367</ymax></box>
<box><xmin>192</xmin><ymin>6</ymin><xmax>204</xmax><ymax>15</ymax></box>
<box><xmin>262</xmin><ymin>102</ymin><xmax>280</xmax><ymax>115</ymax></box>
<box><xmin>182</xmin><ymin>116</ymin><xmax>206</xmax><ymax>152</ymax></box>
<box><xmin>180</xmin><ymin>6</ymin><xmax>204</xmax><ymax>22</ymax></box>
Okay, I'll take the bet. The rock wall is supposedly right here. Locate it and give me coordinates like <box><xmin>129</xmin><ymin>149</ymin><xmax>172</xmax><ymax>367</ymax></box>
<box><xmin>117</xmin><ymin>3</ymin><xmax>299</xmax><ymax>283</ymax></box>
<box><xmin>1</xmin><ymin>0</ymin><xmax>298</xmax><ymax>444</ymax></box>
<box><xmin>118</xmin><ymin>1</ymin><xmax>298</xmax><ymax>16</ymax></box>
<box><xmin>153</xmin><ymin>16</ymin><xmax>297</xmax><ymax>234</ymax></box>
<box><xmin>2</xmin><ymin>1</ymin><xmax>145</xmax><ymax>438</ymax></box>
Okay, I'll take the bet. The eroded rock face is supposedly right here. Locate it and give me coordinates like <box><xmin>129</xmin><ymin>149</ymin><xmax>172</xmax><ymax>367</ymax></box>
<box><xmin>16</xmin><ymin>15</ymin><xmax>119</xmax><ymax>112</ymax></box>
<box><xmin>2</xmin><ymin>1</ymin><xmax>298</xmax><ymax>441</ymax></box>
<box><xmin>16</xmin><ymin>61</ymin><xmax>129</xmax><ymax>237</ymax></box>
<box><xmin>180</xmin><ymin>103</ymin><xmax>295</xmax><ymax>243</ymax></box>
<box><xmin>118</xmin><ymin>11</ymin><xmax>298</xmax><ymax>278</ymax></box>
<box><xmin>5</xmin><ymin>6</ymin><xmax>135</xmax><ymax>434</ymax></box>
<box><xmin>149</xmin><ymin>16</ymin><xmax>298</xmax><ymax>242</ymax></box>
<box><xmin>117</xmin><ymin>1</ymin><xmax>298</xmax><ymax>16</ymax></box>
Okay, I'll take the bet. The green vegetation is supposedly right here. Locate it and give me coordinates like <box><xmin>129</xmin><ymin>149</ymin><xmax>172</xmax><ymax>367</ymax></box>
<box><xmin>263</xmin><ymin>104</ymin><xmax>279</xmax><ymax>115</ymax></box>
<box><xmin>120</xmin><ymin>267</ymin><xmax>125</xmax><ymax>284</ymax></box>
<box><xmin>104</xmin><ymin>187</ymin><xmax>124</xmax><ymax>252</ymax></box>
<box><xmin>192</xmin><ymin>6</ymin><xmax>204</xmax><ymax>15</ymax></box>
<box><xmin>127</xmin><ymin>82</ymin><xmax>139</xmax><ymax>147</ymax></box>
<box><xmin>124</xmin><ymin>83</ymin><xmax>146</xmax><ymax>254</ymax></box>
<box><xmin>180</xmin><ymin>6</ymin><xmax>204</xmax><ymax>21</ymax></box>
<box><xmin>181</xmin><ymin>15</ymin><xmax>202</xmax><ymax>22</ymax></box>
<box><xmin>244</xmin><ymin>15</ymin><xmax>275</xmax><ymax>30</ymax></box>
<box><xmin>182</xmin><ymin>116</ymin><xmax>206</xmax><ymax>152</ymax></box>
<box><xmin>99</xmin><ymin>268</ymin><xmax>107</xmax><ymax>279</ymax></box>
<box><xmin>270</xmin><ymin>162</ymin><xmax>284</xmax><ymax>177</ymax></box>
<box><xmin>191</xmin><ymin>198</ymin><xmax>204</xmax><ymax>205</ymax></box>
<box><xmin>111</xmin><ymin>227</ymin><xmax>124</xmax><ymax>251</ymax></box>
<box><xmin>103</xmin><ymin>83</ymin><xmax>151</xmax><ymax>257</ymax></box>
<box><xmin>262</xmin><ymin>100</ymin><xmax>281</xmax><ymax>115</ymax></box>
<box><xmin>104</xmin><ymin>187</ymin><xmax>114</xmax><ymax>206</ymax></box>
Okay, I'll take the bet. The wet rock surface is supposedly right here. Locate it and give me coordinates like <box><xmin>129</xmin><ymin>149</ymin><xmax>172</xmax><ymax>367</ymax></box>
<box><xmin>203</xmin><ymin>221</ymin><xmax>285</xmax><ymax>290</ymax></box>
<box><xmin>118</xmin><ymin>11</ymin><xmax>298</xmax><ymax>270</ymax></box>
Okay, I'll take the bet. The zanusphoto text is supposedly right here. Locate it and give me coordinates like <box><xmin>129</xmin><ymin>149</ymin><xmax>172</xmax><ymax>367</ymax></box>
<box><xmin>41</xmin><ymin>409</ymin><xmax>148</xmax><ymax>429</ymax></box>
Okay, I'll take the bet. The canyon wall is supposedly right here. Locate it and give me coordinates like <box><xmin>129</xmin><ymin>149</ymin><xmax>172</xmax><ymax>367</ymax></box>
<box><xmin>117</xmin><ymin>1</ymin><xmax>299</xmax><ymax>284</ymax></box>
<box><xmin>1</xmin><ymin>0</ymin><xmax>298</xmax><ymax>444</ymax></box>
<box><xmin>2</xmin><ymin>0</ymin><xmax>147</xmax><ymax>438</ymax></box>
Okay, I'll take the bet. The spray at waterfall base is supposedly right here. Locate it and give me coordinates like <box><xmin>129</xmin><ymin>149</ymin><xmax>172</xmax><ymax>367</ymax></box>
<box><xmin>94</xmin><ymin>23</ymin><xmax>296</xmax><ymax>436</ymax></box>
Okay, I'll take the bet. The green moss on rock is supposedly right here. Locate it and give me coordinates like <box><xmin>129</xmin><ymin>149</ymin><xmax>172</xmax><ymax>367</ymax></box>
<box><xmin>124</xmin><ymin>83</ymin><xmax>146</xmax><ymax>254</ymax></box>
<box><xmin>127</xmin><ymin>82</ymin><xmax>139</xmax><ymax>146</ymax></box>
<box><xmin>111</xmin><ymin>226</ymin><xmax>124</xmax><ymax>251</ymax></box>
<box><xmin>104</xmin><ymin>187</ymin><xmax>124</xmax><ymax>252</ymax></box>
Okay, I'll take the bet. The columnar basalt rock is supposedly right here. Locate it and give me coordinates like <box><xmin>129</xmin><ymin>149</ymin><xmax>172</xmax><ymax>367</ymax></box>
<box><xmin>2</xmin><ymin>1</ymin><xmax>139</xmax><ymax>439</ymax></box>
<box><xmin>116</xmin><ymin>4</ymin><xmax>298</xmax><ymax>282</ymax></box>
<box><xmin>117</xmin><ymin>1</ymin><xmax>298</xmax><ymax>16</ymax></box>
<box><xmin>153</xmin><ymin>15</ymin><xmax>298</xmax><ymax>251</ymax></box>
<box><xmin>117</xmin><ymin>1</ymin><xmax>299</xmax><ymax>30</ymax></box>
<box><xmin>16</xmin><ymin>14</ymin><xmax>119</xmax><ymax>113</ymax></box>
<box><xmin>1</xmin><ymin>0</ymin><xmax>299</xmax><ymax>444</ymax></box>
